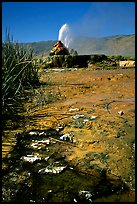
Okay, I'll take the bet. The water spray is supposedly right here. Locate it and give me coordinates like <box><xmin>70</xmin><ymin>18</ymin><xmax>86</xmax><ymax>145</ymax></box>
<box><xmin>58</xmin><ymin>23</ymin><xmax>72</xmax><ymax>48</ymax></box>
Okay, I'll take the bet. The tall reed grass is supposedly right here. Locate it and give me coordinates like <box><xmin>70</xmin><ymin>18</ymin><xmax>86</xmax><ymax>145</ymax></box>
<box><xmin>2</xmin><ymin>31</ymin><xmax>40</xmax><ymax>116</ymax></box>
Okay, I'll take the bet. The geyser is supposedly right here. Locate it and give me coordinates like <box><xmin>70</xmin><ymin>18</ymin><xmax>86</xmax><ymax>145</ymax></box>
<box><xmin>58</xmin><ymin>23</ymin><xmax>72</xmax><ymax>49</ymax></box>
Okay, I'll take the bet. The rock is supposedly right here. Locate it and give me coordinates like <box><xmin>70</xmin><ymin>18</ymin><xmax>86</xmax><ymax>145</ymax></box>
<box><xmin>78</xmin><ymin>190</ymin><xmax>93</xmax><ymax>202</ymax></box>
<box><xmin>91</xmin><ymin>115</ymin><xmax>97</xmax><ymax>120</ymax></box>
<box><xmin>28</xmin><ymin>131</ymin><xmax>39</xmax><ymax>136</ymax></box>
<box><xmin>132</xmin><ymin>143</ymin><xmax>135</xmax><ymax>152</ymax></box>
<box><xmin>69</xmin><ymin>108</ymin><xmax>79</xmax><ymax>112</ymax></box>
<box><xmin>30</xmin><ymin>139</ymin><xmax>50</xmax><ymax>149</ymax></box>
<box><xmin>21</xmin><ymin>155</ymin><xmax>41</xmax><ymax>163</ymax></box>
<box><xmin>72</xmin><ymin>114</ymin><xmax>84</xmax><ymax>120</ymax></box>
<box><xmin>56</xmin><ymin>124</ymin><xmax>64</xmax><ymax>131</ymax></box>
<box><xmin>60</xmin><ymin>133</ymin><xmax>74</xmax><ymax>143</ymax></box>
<box><xmin>83</xmin><ymin>119</ymin><xmax>90</xmax><ymax>123</ymax></box>
<box><xmin>38</xmin><ymin>165</ymin><xmax>67</xmax><ymax>174</ymax></box>
<box><xmin>119</xmin><ymin>60</ymin><xmax>135</xmax><ymax>68</ymax></box>
<box><xmin>39</xmin><ymin>132</ymin><xmax>47</xmax><ymax>136</ymax></box>
<box><xmin>118</xmin><ymin>111</ymin><xmax>124</xmax><ymax>116</ymax></box>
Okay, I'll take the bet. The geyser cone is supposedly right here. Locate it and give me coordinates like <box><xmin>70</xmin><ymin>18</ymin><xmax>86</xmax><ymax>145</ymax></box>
<box><xmin>49</xmin><ymin>40</ymin><xmax>70</xmax><ymax>56</ymax></box>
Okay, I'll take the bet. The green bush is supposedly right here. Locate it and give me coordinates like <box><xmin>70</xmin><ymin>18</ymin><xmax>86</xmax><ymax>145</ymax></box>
<box><xmin>2</xmin><ymin>31</ymin><xmax>40</xmax><ymax>115</ymax></box>
<box><xmin>89</xmin><ymin>54</ymin><xmax>108</xmax><ymax>63</ymax></box>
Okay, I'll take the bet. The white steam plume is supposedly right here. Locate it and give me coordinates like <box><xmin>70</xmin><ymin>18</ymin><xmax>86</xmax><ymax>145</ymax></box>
<box><xmin>58</xmin><ymin>23</ymin><xmax>72</xmax><ymax>48</ymax></box>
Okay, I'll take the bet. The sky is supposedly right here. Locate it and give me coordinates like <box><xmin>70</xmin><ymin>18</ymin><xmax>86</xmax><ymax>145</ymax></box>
<box><xmin>2</xmin><ymin>2</ymin><xmax>135</xmax><ymax>43</ymax></box>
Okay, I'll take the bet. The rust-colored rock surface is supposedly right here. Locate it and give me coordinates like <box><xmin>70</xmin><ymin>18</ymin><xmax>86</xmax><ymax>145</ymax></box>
<box><xmin>3</xmin><ymin>67</ymin><xmax>135</xmax><ymax>202</ymax></box>
<box><xmin>49</xmin><ymin>40</ymin><xmax>69</xmax><ymax>55</ymax></box>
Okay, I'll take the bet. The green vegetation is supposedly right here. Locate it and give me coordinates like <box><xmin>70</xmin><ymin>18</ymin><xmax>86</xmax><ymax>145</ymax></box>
<box><xmin>107</xmin><ymin>55</ymin><xmax>135</xmax><ymax>61</ymax></box>
<box><xmin>42</xmin><ymin>53</ymin><xmax>135</xmax><ymax>69</ymax></box>
<box><xmin>2</xmin><ymin>32</ymin><xmax>40</xmax><ymax>117</ymax></box>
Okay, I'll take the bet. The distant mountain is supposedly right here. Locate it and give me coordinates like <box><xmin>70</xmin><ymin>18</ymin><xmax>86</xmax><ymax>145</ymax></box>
<box><xmin>21</xmin><ymin>40</ymin><xmax>56</xmax><ymax>56</ymax></box>
<box><xmin>70</xmin><ymin>34</ymin><xmax>135</xmax><ymax>57</ymax></box>
<box><xmin>21</xmin><ymin>34</ymin><xmax>135</xmax><ymax>57</ymax></box>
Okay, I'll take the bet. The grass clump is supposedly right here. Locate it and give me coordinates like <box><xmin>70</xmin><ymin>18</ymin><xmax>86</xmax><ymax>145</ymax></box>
<box><xmin>2</xmin><ymin>31</ymin><xmax>40</xmax><ymax>116</ymax></box>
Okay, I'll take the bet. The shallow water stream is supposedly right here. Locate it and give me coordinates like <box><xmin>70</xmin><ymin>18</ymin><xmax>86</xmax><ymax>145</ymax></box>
<box><xmin>2</xmin><ymin>128</ymin><xmax>134</xmax><ymax>202</ymax></box>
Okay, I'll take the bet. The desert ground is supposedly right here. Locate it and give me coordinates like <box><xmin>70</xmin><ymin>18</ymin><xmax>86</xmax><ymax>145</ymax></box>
<box><xmin>2</xmin><ymin>67</ymin><xmax>135</xmax><ymax>202</ymax></box>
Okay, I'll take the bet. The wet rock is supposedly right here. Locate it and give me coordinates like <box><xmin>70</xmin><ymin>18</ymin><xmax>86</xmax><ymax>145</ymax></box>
<box><xmin>60</xmin><ymin>133</ymin><xmax>74</xmax><ymax>143</ymax></box>
<box><xmin>3</xmin><ymin>116</ymin><xmax>135</xmax><ymax>202</ymax></box>
<box><xmin>132</xmin><ymin>143</ymin><xmax>135</xmax><ymax>152</ymax></box>
<box><xmin>30</xmin><ymin>139</ymin><xmax>50</xmax><ymax>149</ymax></box>
<box><xmin>78</xmin><ymin>190</ymin><xmax>93</xmax><ymax>202</ymax></box>
<box><xmin>21</xmin><ymin>154</ymin><xmax>42</xmax><ymax>163</ymax></box>
<box><xmin>38</xmin><ymin>164</ymin><xmax>67</xmax><ymax>174</ymax></box>
<box><xmin>29</xmin><ymin>131</ymin><xmax>39</xmax><ymax>136</ymax></box>
<box><xmin>118</xmin><ymin>111</ymin><xmax>124</xmax><ymax>116</ymax></box>
<box><xmin>14</xmin><ymin>132</ymin><xmax>22</xmax><ymax>138</ymax></box>
<box><xmin>69</xmin><ymin>108</ymin><xmax>79</xmax><ymax>112</ymax></box>
<box><xmin>39</xmin><ymin>132</ymin><xmax>47</xmax><ymax>136</ymax></box>
<box><xmin>72</xmin><ymin>114</ymin><xmax>84</xmax><ymax>120</ymax></box>
<box><xmin>56</xmin><ymin>124</ymin><xmax>64</xmax><ymax>132</ymax></box>
<box><xmin>83</xmin><ymin>119</ymin><xmax>90</xmax><ymax>123</ymax></box>
<box><xmin>90</xmin><ymin>115</ymin><xmax>97</xmax><ymax>120</ymax></box>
